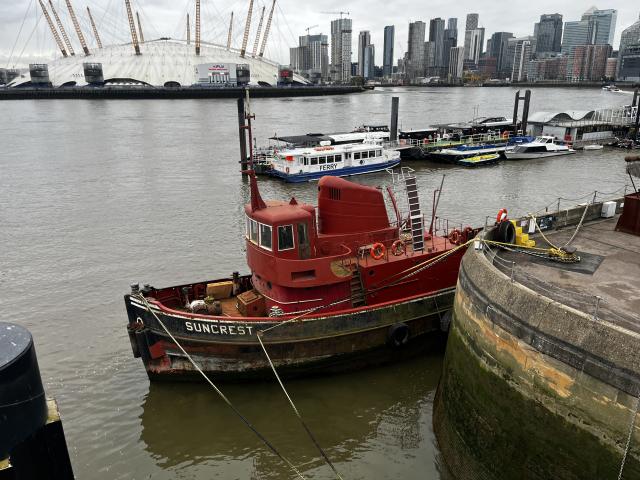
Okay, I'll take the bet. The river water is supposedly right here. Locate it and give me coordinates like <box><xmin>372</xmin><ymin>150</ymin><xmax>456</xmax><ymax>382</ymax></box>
<box><xmin>0</xmin><ymin>87</ymin><xmax>633</xmax><ymax>479</ymax></box>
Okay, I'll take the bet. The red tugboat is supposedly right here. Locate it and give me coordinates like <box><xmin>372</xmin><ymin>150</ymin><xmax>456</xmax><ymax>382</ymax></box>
<box><xmin>125</xmin><ymin>169</ymin><xmax>477</xmax><ymax>381</ymax></box>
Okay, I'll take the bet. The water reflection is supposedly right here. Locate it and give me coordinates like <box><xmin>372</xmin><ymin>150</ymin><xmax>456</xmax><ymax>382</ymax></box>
<box><xmin>139</xmin><ymin>352</ymin><xmax>447</xmax><ymax>479</ymax></box>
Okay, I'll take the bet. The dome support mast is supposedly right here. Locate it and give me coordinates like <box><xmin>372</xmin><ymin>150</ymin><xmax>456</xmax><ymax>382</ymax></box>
<box><xmin>195</xmin><ymin>0</ymin><xmax>201</xmax><ymax>55</ymax></box>
<box><xmin>187</xmin><ymin>14</ymin><xmax>191</xmax><ymax>45</ymax></box>
<box><xmin>258</xmin><ymin>0</ymin><xmax>276</xmax><ymax>58</ymax></box>
<box><xmin>86</xmin><ymin>7</ymin><xmax>103</xmax><ymax>49</ymax></box>
<box><xmin>124</xmin><ymin>0</ymin><xmax>141</xmax><ymax>55</ymax></box>
<box><xmin>252</xmin><ymin>6</ymin><xmax>265</xmax><ymax>57</ymax></box>
<box><xmin>227</xmin><ymin>11</ymin><xmax>234</xmax><ymax>50</ymax></box>
<box><xmin>136</xmin><ymin>11</ymin><xmax>145</xmax><ymax>44</ymax></box>
<box><xmin>48</xmin><ymin>0</ymin><xmax>74</xmax><ymax>56</ymax></box>
<box><xmin>37</xmin><ymin>0</ymin><xmax>67</xmax><ymax>57</ymax></box>
<box><xmin>65</xmin><ymin>0</ymin><xmax>90</xmax><ymax>56</ymax></box>
<box><xmin>240</xmin><ymin>0</ymin><xmax>254</xmax><ymax>58</ymax></box>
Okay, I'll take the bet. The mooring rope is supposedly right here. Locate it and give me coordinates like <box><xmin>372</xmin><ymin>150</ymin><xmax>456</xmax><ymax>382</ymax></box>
<box><xmin>133</xmin><ymin>294</ymin><xmax>308</xmax><ymax>480</ymax></box>
<box><xmin>618</xmin><ymin>392</ymin><xmax>640</xmax><ymax>480</ymax></box>
<box><xmin>257</xmin><ymin>333</ymin><xmax>344</xmax><ymax>480</ymax></box>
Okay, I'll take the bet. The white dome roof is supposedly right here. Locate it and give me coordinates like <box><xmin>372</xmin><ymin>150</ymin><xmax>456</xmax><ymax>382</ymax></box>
<box><xmin>22</xmin><ymin>38</ymin><xmax>306</xmax><ymax>87</ymax></box>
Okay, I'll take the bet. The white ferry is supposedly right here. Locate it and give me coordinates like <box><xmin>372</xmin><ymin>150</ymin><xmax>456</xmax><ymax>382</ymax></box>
<box><xmin>267</xmin><ymin>140</ymin><xmax>401</xmax><ymax>182</ymax></box>
<box><xmin>504</xmin><ymin>136</ymin><xmax>576</xmax><ymax>160</ymax></box>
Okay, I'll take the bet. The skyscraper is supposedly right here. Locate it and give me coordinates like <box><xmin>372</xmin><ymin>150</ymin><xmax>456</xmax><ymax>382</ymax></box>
<box><xmin>534</xmin><ymin>14</ymin><xmax>563</xmax><ymax>54</ymax></box>
<box><xmin>489</xmin><ymin>32</ymin><xmax>514</xmax><ymax>78</ymax></box>
<box><xmin>448</xmin><ymin>46</ymin><xmax>465</xmax><ymax>79</ymax></box>
<box><xmin>357</xmin><ymin>31</ymin><xmax>371</xmax><ymax>76</ymax></box>
<box><xmin>290</xmin><ymin>34</ymin><xmax>329</xmax><ymax>83</ymax></box>
<box><xmin>617</xmin><ymin>13</ymin><xmax>640</xmax><ymax>81</ymax></box>
<box><xmin>561</xmin><ymin>19</ymin><xmax>597</xmax><ymax>54</ymax></box>
<box><xmin>429</xmin><ymin>17</ymin><xmax>446</xmax><ymax>72</ymax></box>
<box><xmin>331</xmin><ymin>18</ymin><xmax>352</xmax><ymax>83</ymax></box>
<box><xmin>407</xmin><ymin>21</ymin><xmax>426</xmax><ymax>79</ymax></box>
<box><xmin>509</xmin><ymin>38</ymin><xmax>533</xmax><ymax>81</ymax></box>
<box><xmin>363</xmin><ymin>44</ymin><xmax>375</xmax><ymax>79</ymax></box>
<box><xmin>424</xmin><ymin>41</ymin><xmax>436</xmax><ymax>75</ymax></box>
<box><xmin>464</xmin><ymin>28</ymin><xmax>485</xmax><ymax>65</ymax></box>
<box><xmin>582</xmin><ymin>8</ymin><xmax>618</xmax><ymax>45</ymax></box>
<box><xmin>442</xmin><ymin>19</ymin><xmax>458</xmax><ymax>74</ymax></box>
<box><xmin>383</xmin><ymin>26</ymin><xmax>395</xmax><ymax>77</ymax></box>
<box><xmin>466</xmin><ymin>14</ymin><xmax>479</xmax><ymax>31</ymax></box>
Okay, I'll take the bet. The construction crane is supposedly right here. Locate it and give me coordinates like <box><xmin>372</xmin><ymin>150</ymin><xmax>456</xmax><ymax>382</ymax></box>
<box><xmin>320</xmin><ymin>11</ymin><xmax>350</xmax><ymax>19</ymax></box>
<box><xmin>239</xmin><ymin>0</ymin><xmax>254</xmax><ymax>58</ymax></box>
<box><xmin>124</xmin><ymin>0</ymin><xmax>140</xmax><ymax>55</ymax></box>
<box><xmin>49</xmin><ymin>0</ymin><xmax>74</xmax><ymax>56</ymax></box>
<box><xmin>136</xmin><ymin>11</ymin><xmax>145</xmax><ymax>43</ymax></box>
<box><xmin>258</xmin><ymin>0</ymin><xmax>276</xmax><ymax>58</ymax></box>
<box><xmin>65</xmin><ymin>0</ymin><xmax>90</xmax><ymax>55</ymax></box>
<box><xmin>251</xmin><ymin>6</ymin><xmax>265</xmax><ymax>57</ymax></box>
<box><xmin>37</xmin><ymin>0</ymin><xmax>67</xmax><ymax>57</ymax></box>
<box><xmin>187</xmin><ymin>14</ymin><xmax>190</xmax><ymax>45</ymax></box>
<box><xmin>195</xmin><ymin>0</ymin><xmax>201</xmax><ymax>55</ymax></box>
<box><xmin>86</xmin><ymin>7</ymin><xmax>102</xmax><ymax>49</ymax></box>
<box><xmin>304</xmin><ymin>24</ymin><xmax>318</xmax><ymax>35</ymax></box>
<box><xmin>226</xmin><ymin>11</ymin><xmax>233</xmax><ymax>50</ymax></box>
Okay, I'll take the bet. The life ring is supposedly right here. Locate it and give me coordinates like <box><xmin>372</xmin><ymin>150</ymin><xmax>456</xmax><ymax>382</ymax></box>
<box><xmin>359</xmin><ymin>160</ymin><xmax>364</xmax><ymax>165</ymax></box>
<box><xmin>391</xmin><ymin>240</ymin><xmax>405</xmax><ymax>256</ymax></box>
<box><xmin>286</xmin><ymin>167</ymin><xmax>290</xmax><ymax>174</ymax></box>
<box><xmin>387</xmin><ymin>323</ymin><xmax>410</xmax><ymax>348</ymax></box>
<box><xmin>370</xmin><ymin>242</ymin><xmax>386</xmax><ymax>260</ymax></box>
<box><xmin>496</xmin><ymin>208</ymin><xmax>508</xmax><ymax>224</ymax></box>
<box><xmin>448</xmin><ymin>229</ymin><xmax>462</xmax><ymax>245</ymax></box>
<box><xmin>502</xmin><ymin>131</ymin><xmax>509</xmax><ymax>139</ymax></box>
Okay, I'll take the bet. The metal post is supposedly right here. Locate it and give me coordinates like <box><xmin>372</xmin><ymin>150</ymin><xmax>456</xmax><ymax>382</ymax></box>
<box><xmin>511</xmin><ymin>261</ymin><xmax>516</xmax><ymax>282</ymax></box>
<box><xmin>237</xmin><ymin>96</ymin><xmax>248</xmax><ymax>173</ymax></box>
<box><xmin>513</xmin><ymin>90</ymin><xmax>520</xmax><ymax>130</ymax></box>
<box><xmin>594</xmin><ymin>296</ymin><xmax>602</xmax><ymax>319</ymax></box>
<box><xmin>522</xmin><ymin>90</ymin><xmax>531</xmax><ymax>134</ymax></box>
<box><xmin>633</xmin><ymin>89</ymin><xmax>639</xmax><ymax>108</ymax></box>
<box><xmin>390</xmin><ymin>96</ymin><xmax>399</xmax><ymax>142</ymax></box>
<box><xmin>557</xmin><ymin>198</ymin><xmax>561</xmax><ymax>214</ymax></box>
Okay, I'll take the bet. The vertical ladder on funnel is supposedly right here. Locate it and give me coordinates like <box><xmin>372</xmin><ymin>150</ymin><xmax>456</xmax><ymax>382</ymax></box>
<box><xmin>405</xmin><ymin>176</ymin><xmax>424</xmax><ymax>252</ymax></box>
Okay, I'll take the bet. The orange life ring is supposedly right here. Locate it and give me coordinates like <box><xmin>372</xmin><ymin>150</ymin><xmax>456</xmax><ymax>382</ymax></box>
<box><xmin>448</xmin><ymin>229</ymin><xmax>462</xmax><ymax>245</ymax></box>
<box><xmin>496</xmin><ymin>208</ymin><xmax>508</xmax><ymax>224</ymax></box>
<box><xmin>502</xmin><ymin>131</ymin><xmax>509</xmax><ymax>139</ymax></box>
<box><xmin>370</xmin><ymin>242</ymin><xmax>386</xmax><ymax>260</ymax></box>
<box><xmin>391</xmin><ymin>240</ymin><xmax>405</xmax><ymax>256</ymax></box>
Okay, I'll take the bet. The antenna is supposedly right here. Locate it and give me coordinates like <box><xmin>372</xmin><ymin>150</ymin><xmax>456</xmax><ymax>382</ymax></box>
<box><xmin>227</xmin><ymin>11</ymin><xmax>234</xmax><ymax>49</ymax></box>
<box><xmin>258</xmin><ymin>0</ymin><xmax>276</xmax><ymax>57</ymax></box>
<box><xmin>136</xmin><ymin>11</ymin><xmax>145</xmax><ymax>44</ymax></box>
<box><xmin>124</xmin><ymin>0</ymin><xmax>140</xmax><ymax>55</ymax></box>
<box><xmin>37</xmin><ymin>0</ymin><xmax>67</xmax><ymax>57</ymax></box>
<box><xmin>195</xmin><ymin>0</ymin><xmax>201</xmax><ymax>55</ymax></box>
<box><xmin>86</xmin><ymin>7</ymin><xmax>102</xmax><ymax>49</ymax></box>
<box><xmin>240</xmin><ymin>0</ymin><xmax>254</xmax><ymax>58</ymax></box>
<box><xmin>65</xmin><ymin>0</ymin><xmax>90</xmax><ymax>55</ymax></box>
<box><xmin>48</xmin><ymin>0</ymin><xmax>74</xmax><ymax>56</ymax></box>
<box><xmin>187</xmin><ymin>13</ymin><xmax>190</xmax><ymax>45</ymax></box>
<box><xmin>252</xmin><ymin>6</ymin><xmax>265</xmax><ymax>57</ymax></box>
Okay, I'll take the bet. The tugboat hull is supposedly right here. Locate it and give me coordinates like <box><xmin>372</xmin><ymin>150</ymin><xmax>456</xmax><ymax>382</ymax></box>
<box><xmin>125</xmin><ymin>288</ymin><xmax>454</xmax><ymax>381</ymax></box>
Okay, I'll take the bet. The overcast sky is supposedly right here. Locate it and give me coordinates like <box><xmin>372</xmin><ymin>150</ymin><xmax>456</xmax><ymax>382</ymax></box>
<box><xmin>2</xmin><ymin>0</ymin><xmax>639</xmax><ymax>67</ymax></box>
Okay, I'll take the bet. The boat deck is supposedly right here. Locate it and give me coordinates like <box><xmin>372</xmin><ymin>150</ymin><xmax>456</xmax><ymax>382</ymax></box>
<box><xmin>494</xmin><ymin>216</ymin><xmax>640</xmax><ymax>333</ymax></box>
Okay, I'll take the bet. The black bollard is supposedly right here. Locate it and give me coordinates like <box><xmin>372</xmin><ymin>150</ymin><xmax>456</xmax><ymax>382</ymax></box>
<box><xmin>390</xmin><ymin>97</ymin><xmax>399</xmax><ymax>142</ymax></box>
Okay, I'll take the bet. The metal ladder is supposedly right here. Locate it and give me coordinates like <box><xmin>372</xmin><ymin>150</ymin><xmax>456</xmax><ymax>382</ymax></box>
<box><xmin>350</xmin><ymin>267</ymin><xmax>366</xmax><ymax>307</ymax></box>
<box><xmin>405</xmin><ymin>176</ymin><xmax>424</xmax><ymax>252</ymax></box>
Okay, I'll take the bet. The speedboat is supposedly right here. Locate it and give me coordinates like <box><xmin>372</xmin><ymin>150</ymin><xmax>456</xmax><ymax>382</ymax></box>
<box><xmin>504</xmin><ymin>136</ymin><xmax>576</xmax><ymax>160</ymax></box>
<box><xmin>124</xmin><ymin>172</ymin><xmax>477</xmax><ymax>381</ymax></box>
<box><xmin>457</xmin><ymin>153</ymin><xmax>501</xmax><ymax>167</ymax></box>
<box><xmin>583</xmin><ymin>144</ymin><xmax>604</xmax><ymax>151</ymax></box>
<box><xmin>430</xmin><ymin>144</ymin><xmax>506</xmax><ymax>163</ymax></box>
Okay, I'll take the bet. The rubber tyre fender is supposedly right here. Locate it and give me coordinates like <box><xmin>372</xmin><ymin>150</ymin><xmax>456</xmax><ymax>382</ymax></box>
<box><xmin>387</xmin><ymin>323</ymin><xmax>410</xmax><ymax>348</ymax></box>
<box><xmin>497</xmin><ymin>220</ymin><xmax>516</xmax><ymax>244</ymax></box>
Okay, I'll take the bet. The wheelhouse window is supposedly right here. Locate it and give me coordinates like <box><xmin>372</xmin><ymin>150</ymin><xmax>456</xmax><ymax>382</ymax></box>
<box><xmin>311</xmin><ymin>157</ymin><xmax>318</xmax><ymax>165</ymax></box>
<box><xmin>361</xmin><ymin>151</ymin><xmax>369</xmax><ymax>159</ymax></box>
<box><xmin>278</xmin><ymin>225</ymin><xmax>295</xmax><ymax>251</ymax></box>
<box><xmin>249</xmin><ymin>218</ymin><xmax>259</xmax><ymax>243</ymax></box>
<box><xmin>354</xmin><ymin>152</ymin><xmax>361</xmax><ymax>160</ymax></box>
<box><xmin>319</xmin><ymin>156</ymin><xmax>327</xmax><ymax>164</ymax></box>
<box><xmin>376</xmin><ymin>150</ymin><xmax>382</xmax><ymax>156</ymax></box>
<box><xmin>369</xmin><ymin>150</ymin><xmax>376</xmax><ymax>157</ymax></box>
<box><xmin>259</xmin><ymin>224</ymin><xmax>272</xmax><ymax>250</ymax></box>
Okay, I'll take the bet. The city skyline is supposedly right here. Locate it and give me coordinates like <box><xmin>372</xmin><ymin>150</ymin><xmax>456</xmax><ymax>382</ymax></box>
<box><xmin>1</xmin><ymin>0</ymin><xmax>638</xmax><ymax>67</ymax></box>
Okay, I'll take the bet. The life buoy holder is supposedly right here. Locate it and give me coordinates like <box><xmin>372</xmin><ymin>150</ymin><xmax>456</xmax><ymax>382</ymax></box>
<box><xmin>502</xmin><ymin>131</ymin><xmax>509</xmax><ymax>139</ymax></box>
<box><xmin>496</xmin><ymin>208</ymin><xmax>508</xmax><ymax>224</ymax></box>
<box><xmin>370</xmin><ymin>242</ymin><xmax>386</xmax><ymax>260</ymax></box>
<box><xmin>448</xmin><ymin>229</ymin><xmax>462</xmax><ymax>245</ymax></box>
<box><xmin>391</xmin><ymin>240</ymin><xmax>405</xmax><ymax>256</ymax></box>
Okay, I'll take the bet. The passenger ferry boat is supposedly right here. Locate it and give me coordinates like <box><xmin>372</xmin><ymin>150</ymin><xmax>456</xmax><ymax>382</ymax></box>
<box><xmin>266</xmin><ymin>140</ymin><xmax>401</xmax><ymax>182</ymax></box>
<box><xmin>505</xmin><ymin>136</ymin><xmax>576</xmax><ymax>160</ymax></box>
<box><xmin>124</xmin><ymin>170</ymin><xmax>477</xmax><ymax>381</ymax></box>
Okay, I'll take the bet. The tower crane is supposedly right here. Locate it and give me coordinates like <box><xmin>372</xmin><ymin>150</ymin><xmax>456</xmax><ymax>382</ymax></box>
<box><xmin>320</xmin><ymin>11</ymin><xmax>350</xmax><ymax>19</ymax></box>
<box><xmin>305</xmin><ymin>25</ymin><xmax>318</xmax><ymax>35</ymax></box>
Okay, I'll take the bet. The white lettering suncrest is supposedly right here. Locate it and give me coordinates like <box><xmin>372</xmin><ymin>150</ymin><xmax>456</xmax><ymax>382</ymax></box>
<box><xmin>185</xmin><ymin>321</ymin><xmax>253</xmax><ymax>336</ymax></box>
